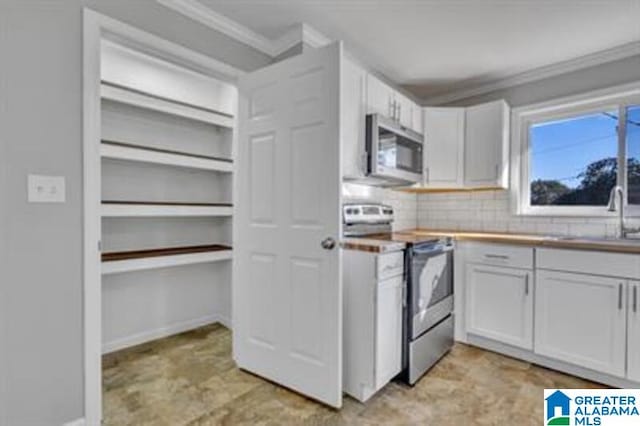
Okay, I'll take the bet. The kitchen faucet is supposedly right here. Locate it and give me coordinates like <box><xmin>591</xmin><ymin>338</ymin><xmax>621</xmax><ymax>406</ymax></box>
<box><xmin>607</xmin><ymin>185</ymin><xmax>640</xmax><ymax>238</ymax></box>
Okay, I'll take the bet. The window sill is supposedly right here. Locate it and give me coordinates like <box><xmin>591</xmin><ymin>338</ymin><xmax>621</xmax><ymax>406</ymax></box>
<box><xmin>518</xmin><ymin>206</ymin><xmax>617</xmax><ymax>218</ymax></box>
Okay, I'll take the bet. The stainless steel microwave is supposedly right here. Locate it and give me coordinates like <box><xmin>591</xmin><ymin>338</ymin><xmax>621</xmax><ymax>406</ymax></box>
<box><xmin>365</xmin><ymin>114</ymin><xmax>424</xmax><ymax>185</ymax></box>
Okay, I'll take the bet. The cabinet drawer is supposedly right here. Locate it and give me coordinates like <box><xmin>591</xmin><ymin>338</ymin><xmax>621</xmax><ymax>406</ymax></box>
<box><xmin>537</xmin><ymin>248</ymin><xmax>640</xmax><ymax>279</ymax></box>
<box><xmin>377</xmin><ymin>251</ymin><xmax>404</xmax><ymax>280</ymax></box>
<box><xmin>466</xmin><ymin>243</ymin><xmax>533</xmax><ymax>269</ymax></box>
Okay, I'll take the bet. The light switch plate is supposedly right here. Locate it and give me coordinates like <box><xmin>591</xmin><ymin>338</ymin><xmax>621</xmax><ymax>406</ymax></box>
<box><xmin>28</xmin><ymin>174</ymin><xmax>66</xmax><ymax>203</ymax></box>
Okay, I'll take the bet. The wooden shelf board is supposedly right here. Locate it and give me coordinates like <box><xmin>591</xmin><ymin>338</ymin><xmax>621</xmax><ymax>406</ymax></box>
<box><xmin>101</xmin><ymin>201</ymin><xmax>233</xmax><ymax>217</ymax></box>
<box><xmin>101</xmin><ymin>82</ymin><xmax>234</xmax><ymax>128</ymax></box>
<box><xmin>101</xmin><ymin>141</ymin><xmax>233</xmax><ymax>172</ymax></box>
<box><xmin>102</xmin><ymin>244</ymin><xmax>232</xmax><ymax>275</ymax></box>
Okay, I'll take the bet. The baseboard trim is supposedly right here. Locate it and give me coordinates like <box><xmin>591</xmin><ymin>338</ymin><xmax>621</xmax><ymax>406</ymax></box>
<box><xmin>102</xmin><ymin>314</ymin><xmax>226</xmax><ymax>354</ymax></box>
<box><xmin>467</xmin><ymin>334</ymin><xmax>639</xmax><ymax>389</ymax></box>
<box><xmin>63</xmin><ymin>418</ymin><xmax>86</xmax><ymax>426</ymax></box>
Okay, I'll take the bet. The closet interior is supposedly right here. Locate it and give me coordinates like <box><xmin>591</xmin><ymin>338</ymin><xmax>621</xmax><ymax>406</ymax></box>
<box><xmin>99</xmin><ymin>39</ymin><xmax>236</xmax><ymax>354</ymax></box>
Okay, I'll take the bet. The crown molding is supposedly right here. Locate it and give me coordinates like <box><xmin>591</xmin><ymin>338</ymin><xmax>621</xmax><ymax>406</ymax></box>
<box><xmin>301</xmin><ymin>23</ymin><xmax>332</xmax><ymax>48</ymax></box>
<box><xmin>157</xmin><ymin>0</ymin><xmax>331</xmax><ymax>57</ymax></box>
<box><xmin>157</xmin><ymin>0</ymin><xmax>274</xmax><ymax>55</ymax></box>
<box><xmin>423</xmin><ymin>40</ymin><xmax>640</xmax><ymax>105</ymax></box>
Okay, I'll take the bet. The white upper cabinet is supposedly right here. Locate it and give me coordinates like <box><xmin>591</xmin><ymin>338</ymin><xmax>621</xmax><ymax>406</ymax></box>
<box><xmin>535</xmin><ymin>270</ymin><xmax>626</xmax><ymax>378</ymax></box>
<box><xmin>365</xmin><ymin>73</ymin><xmax>422</xmax><ymax>133</ymax></box>
<box><xmin>412</xmin><ymin>102</ymin><xmax>423</xmax><ymax>135</ymax></box>
<box><xmin>395</xmin><ymin>92</ymin><xmax>414</xmax><ymax>130</ymax></box>
<box><xmin>423</xmin><ymin>107</ymin><xmax>465</xmax><ymax>187</ymax></box>
<box><xmin>341</xmin><ymin>56</ymin><xmax>367</xmax><ymax>179</ymax></box>
<box><xmin>464</xmin><ymin>100</ymin><xmax>510</xmax><ymax>188</ymax></box>
<box><xmin>366</xmin><ymin>74</ymin><xmax>396</xmax><ymax>118</ymax></box>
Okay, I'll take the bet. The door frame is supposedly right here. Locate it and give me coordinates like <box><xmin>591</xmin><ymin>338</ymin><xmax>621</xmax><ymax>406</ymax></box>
<box><xmin>82</xmin><ymin>9</ymin><xmax>242</xmax><ymax>424</ymax></box>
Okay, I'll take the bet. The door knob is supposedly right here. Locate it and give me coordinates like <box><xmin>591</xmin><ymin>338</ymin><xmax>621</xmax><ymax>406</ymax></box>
<box><xmin>321</xmin><ymin>237</ymin><xmax>336</xmax><ymax>250</ymax></box>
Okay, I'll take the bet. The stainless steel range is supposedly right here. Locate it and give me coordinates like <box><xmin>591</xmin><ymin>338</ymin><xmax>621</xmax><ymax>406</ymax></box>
<box><xmin>342</xmin><ymin>202</ymin><xmax>455</xmax><ymax>385</ymax></box>
<box><xmin>404</xmin><ymin>238</ymin><xmax>454</xmax><ymax>385</ymax></box>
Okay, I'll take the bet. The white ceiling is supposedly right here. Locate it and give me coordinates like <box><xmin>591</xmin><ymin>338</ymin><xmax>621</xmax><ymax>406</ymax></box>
<box><xmin>198</xmin><ymin>0</ymin><xmax>640</xmax><ymax>101</ymax></box>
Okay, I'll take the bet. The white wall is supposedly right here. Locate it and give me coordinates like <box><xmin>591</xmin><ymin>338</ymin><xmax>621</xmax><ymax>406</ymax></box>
<box><xmin>343</xmin><ymin>183</ymin><xmax>418</xmax><ymax>231</ymax></box>
<box><xmin>0</xmin><ymin>1</ymin><xmax>271</xmax><ymax>425</ymax></box>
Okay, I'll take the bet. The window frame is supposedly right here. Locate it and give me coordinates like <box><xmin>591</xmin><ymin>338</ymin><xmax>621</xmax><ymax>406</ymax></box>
<box><xmin>511</xmin><ymin>83</ymin><xmax>640</xmax><ymax>217</ymax></box>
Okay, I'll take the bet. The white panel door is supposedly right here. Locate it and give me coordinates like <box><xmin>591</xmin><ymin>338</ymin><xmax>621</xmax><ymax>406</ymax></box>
<box><xmin>535</xmin><ymin>270</ymin><xmax>626</xmax><ymax>377</ymax></box>
<box><xmin>235</xmin><ymin>43</ymin><xmax>343</xmax><ymax>407</ymax></box>
<box><xmin>628</xmin><ymin>280</ymin><xmax>640</xmax><ymax>381</ymax></box>
<box><xmin>465</xmin><ymin>263</ymin><xmax>533</xmax><ymax>349</ymax></box>
<box><xmin>423</xmin><ymin>107</ymin><xmax>465</xmax><ymax>187</ymax></box>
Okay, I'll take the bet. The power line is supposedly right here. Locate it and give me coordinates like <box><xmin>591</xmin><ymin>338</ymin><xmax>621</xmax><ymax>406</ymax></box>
<box><xmin>531</xmin><ymin>133</ymin><xmax>617</xmax><ymax>156</ymax></box>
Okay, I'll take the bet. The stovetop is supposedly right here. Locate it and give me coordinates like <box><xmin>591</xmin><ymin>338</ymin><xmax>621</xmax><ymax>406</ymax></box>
<box><xmin>358</xmin><ymin>232</ymin><xmax>442</xmax><ymax>245</ymax></box>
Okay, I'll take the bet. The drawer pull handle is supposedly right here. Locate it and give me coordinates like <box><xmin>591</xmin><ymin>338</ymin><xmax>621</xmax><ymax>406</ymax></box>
<box><xmin>383</xmin><ymin>263</ymin><xmax>401</xmax><ymax>271</ymax></box>
<box><xmin>619</xmin><ymin>283</ymin><xmax>623</xmax><ymax>311</ymax></box>
<box><xmin>525</xmin><ymin>274</ymin><xmax>529</xmax><ymax>296</ymax></box>
<box><xmin>634</xmin><ymin>286</ymin><xmax>637</xmax><ymax>313</ymax></box>
<box><xmin>484</xmin><ymin>254</ymin><xmax>509</xmax><ymax>260</ymax></box>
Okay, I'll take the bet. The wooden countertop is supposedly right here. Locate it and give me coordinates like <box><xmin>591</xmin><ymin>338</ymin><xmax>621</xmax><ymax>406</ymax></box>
<box><xmin>340</xmin><ymin>238</ymin><xmax>406</xmax><ymax>254</ymax></box>
<box><xmin>396</xmin><ymin>228</ymin><xmax>640</xmax><ymax>254</ymax></box>
<box><xmin>342</xmin><ymin>228</ymin><xmax>640</xmax><ymax>254</ymax></box>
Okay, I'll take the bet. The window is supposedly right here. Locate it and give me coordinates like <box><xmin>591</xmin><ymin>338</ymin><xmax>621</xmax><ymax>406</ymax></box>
<box><xmin>514</xmin><ymin>85</ymin><xmax>640</xmax><ymax>216</ymax></box>
<box><xmin>529</xmin><ymin>110</ymin><xmax>618</xmax><ymax>206</ymax></box>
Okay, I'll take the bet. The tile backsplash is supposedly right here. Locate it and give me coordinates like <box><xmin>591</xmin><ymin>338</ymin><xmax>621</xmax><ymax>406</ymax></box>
<box><xmin>341</xmin><ymin>185</ymin><xmax>637</xmax><ymax>238</ymax></box>
<box><xmin>342</xmin><ymin>183</ymin><xmax>417</xmax><ymax>231</ymax></box>
<box><xmin>417</xmin><ymin>190</ymin><xmax>639</xmax><ymax>238</ymax></box>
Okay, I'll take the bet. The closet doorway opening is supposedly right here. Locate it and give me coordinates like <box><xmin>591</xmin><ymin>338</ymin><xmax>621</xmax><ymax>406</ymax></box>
<box><xmin>83</xmin><ymin>10</ymin><xmax>240</xmax><ymax>424</ymax></box>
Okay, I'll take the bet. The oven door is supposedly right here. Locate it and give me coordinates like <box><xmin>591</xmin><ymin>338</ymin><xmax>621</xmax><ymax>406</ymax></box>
<box><xmin>366</xmin><ymin>114</ymin><xmax>423</xmax><ymax>184</ymax></box>
<box><xmin>410</xmin><ymin>242</ymin><xmax>453</xmax><ymax>340</ymax></box>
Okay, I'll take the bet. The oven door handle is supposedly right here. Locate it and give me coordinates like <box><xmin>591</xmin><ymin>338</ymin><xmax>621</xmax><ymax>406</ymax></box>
<box><xmin>412</xmin><ymin>245</ymin><xmax>453</xmax><ymax>256</ymax></box>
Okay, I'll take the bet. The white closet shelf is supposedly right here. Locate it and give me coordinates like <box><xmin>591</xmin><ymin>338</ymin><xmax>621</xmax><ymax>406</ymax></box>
<box><xmin>101</xmin><ymin>81</ymin><xmax>234</xmax><ymax>128</ymax></box>
<box><xmin>101</xmin><ymin>201</ymin><xmax>233</xmax><ymax>217</ymax></box>
<box><xmin>101</xmin><ymin>141</ymin><xmax>233</xmax><ymax>172</ymax></box>
<box><xmin>102</xmin><ymin>244</ymin><xmax>232</xmax><ymax>275</ymax></box>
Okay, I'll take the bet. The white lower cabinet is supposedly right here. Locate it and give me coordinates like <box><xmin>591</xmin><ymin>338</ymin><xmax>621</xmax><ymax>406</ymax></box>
<box><xmin>535</xmin><ymin>270</ymin><xmax>627</xmax><ymax>378</ymax></box>
<box><xmin>343</xmin><ymin>249</ymin><xmax>404</xmax><ymax>402</ymax></box>
<box><xmin>628</xmin><ymin>281</ymin><xmax>640</xmax><ymax>381</ymax></box>
<box><xmin>375</xmin><ymin>276</ymin><xmax>403</xmax><ymax>389</ymax></box>
<box><xmin>465</xmin><ymin>263</ymin><xmax>533</xmax><ymax>349</ymax></box>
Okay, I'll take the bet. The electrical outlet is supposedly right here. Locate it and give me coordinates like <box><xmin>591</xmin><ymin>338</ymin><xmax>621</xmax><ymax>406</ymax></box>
<box><xmin>28</xmin><ymin>174</ymin><xmax>66</xmax><ymax>203</ymax></box>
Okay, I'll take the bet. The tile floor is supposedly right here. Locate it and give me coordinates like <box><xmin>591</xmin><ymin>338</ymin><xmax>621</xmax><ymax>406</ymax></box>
<box><xmin>103</xmin><ymin>324</ymin><xmax>603</xmax><ymax>425</ymax></box>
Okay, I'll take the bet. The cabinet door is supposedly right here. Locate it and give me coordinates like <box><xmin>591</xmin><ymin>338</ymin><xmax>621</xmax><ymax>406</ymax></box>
<box><xmin>375</xmin><ymin>275</ymin><xmax>403</xmax><ymax>389</ymax></box>
<box><xmin>423</xmin><ymin>107</ymin><xmax>465</xmax><ymax>187</ymax></box>
<box><xmin>465</xmin><ymin>263</ymin><xmax>533</xmax><ymax>349</ymax></box>
<box><xmin>366</xmin><ymin>74</ymin><xmax>394</xmax><ymax>118</ymax></box>
<box><xmin>341</xmin><ymin>57</ymin><xmax>367</xmax><ymax>179</ymax></box>
<box><xmin>395</xmin><ymin>92</ymin><xmax>413</xmax><ymax>129</ymax></box>
<box><xmin>412</xmin><ymin>102</ymin><xmax>423</xmax><ymax>135</ymax></box>
<box><xmin>535</xmin><ymin>270</ymin><xmax>626</xmax><ymax>377</ymax></box>
<box><xmin>464</xmin><ymin>100</ymin><xmax>509</xmax><ymax>188</ymax></box>
<box><xmin>628</xmin><ymin>281</ymin><xmax>640</xmax><ymax>381</ymax></box>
